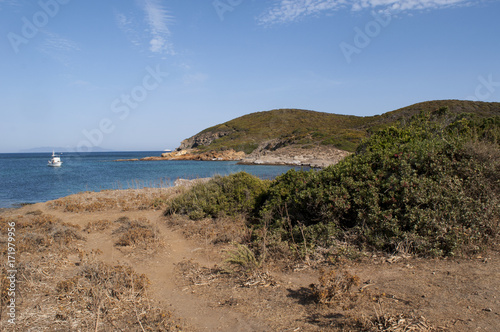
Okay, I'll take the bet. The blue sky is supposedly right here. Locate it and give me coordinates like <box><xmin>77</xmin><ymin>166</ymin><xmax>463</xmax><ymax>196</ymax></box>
<box><xmin>0</xmin><ymin>0</ymin><xmax>499</xmax><ymax>152</ymax></box>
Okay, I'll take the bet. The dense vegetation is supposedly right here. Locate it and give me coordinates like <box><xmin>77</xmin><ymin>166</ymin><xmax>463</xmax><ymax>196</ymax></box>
<box><xmin>166</xmin><ymin>105</ymin><xmax>499</xmax><ymax>258</ymax></box>
<box><xmin>165</xmin><ymin>172</ymin><xmax>269</xmax><ymax>220</ymax></box>
<box><xmin>182</xmin><ymin>100</ymin><xmax>500</xmax><ymax>153</ymax></box>
<box><xmin>260</xmin><ymin>109</ymin><xmax>499</xmax><ymax>257</ymax></box>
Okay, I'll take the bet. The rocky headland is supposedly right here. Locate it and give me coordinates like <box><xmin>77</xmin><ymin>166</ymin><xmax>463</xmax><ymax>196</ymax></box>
<box><xmin>137</xmin><ymin>143</ymin><xmax>350</xmax><ymax>168</ymax></box>
<box><xmin>139</xmin><ymin>149</ymin><xmax>246</xmax><ymax>162</ymax></box>
<box><xmin>124</xmin><ymin>101</ymin><xmax>500</xmax><ymax>168</ymax></box>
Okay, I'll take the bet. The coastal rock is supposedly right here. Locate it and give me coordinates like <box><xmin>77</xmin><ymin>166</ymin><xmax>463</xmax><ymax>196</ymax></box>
<box><xmin>140</xmin><ymin>156</ymin><xmax>168</xmax><ymax>161</ymax></box>
<box><xmin>141</xmin><ymin>144</ymin><xmax>350</xmax><ymax>168</ymax></box>
<box><xmin>239</xmin><ymin>143</ymin><xmax>351</xmax><ymax>168</ymax></box>
<box><xmin>143</xmin><ymin>149</ymin><xmax>246</xmax><ymax>162</ymax></box>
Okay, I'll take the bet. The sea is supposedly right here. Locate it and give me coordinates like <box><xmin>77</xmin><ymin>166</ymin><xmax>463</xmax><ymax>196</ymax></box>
<box><xmin>0</xmin><ymin>151</ymin><xmax>302</xmax><ymax>209</ymax></box>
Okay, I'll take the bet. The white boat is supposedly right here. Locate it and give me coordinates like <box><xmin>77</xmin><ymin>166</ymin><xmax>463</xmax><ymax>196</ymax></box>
<box><xmin>48</xmin><ymin>151</ymin><xmax>63</xmax><ymax>167</ymax></box>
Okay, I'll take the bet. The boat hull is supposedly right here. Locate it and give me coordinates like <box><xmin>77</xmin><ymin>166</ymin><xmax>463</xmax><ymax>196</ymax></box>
<box><xmin>48</xmin><ymin>151</ymin><xmax>62</xmax><ymax>166</ymax></box>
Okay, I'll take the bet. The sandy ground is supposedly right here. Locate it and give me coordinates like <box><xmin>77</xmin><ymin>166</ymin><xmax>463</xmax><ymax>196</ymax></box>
<box><xmin>0</xmin><ymin>187</ymin><xmax>498</xmax><ymax>331</ymax></box>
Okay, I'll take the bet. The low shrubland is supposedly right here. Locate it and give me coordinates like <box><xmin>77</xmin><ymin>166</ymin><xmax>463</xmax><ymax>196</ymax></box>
<box><xmin>165</xmin><ymin>108</ymin><xmax>499</xmax><ymax>261</ymax></box>
<box><xmin>260</xmin><ymin>109</ymin><xmax>499</xmax><ymax>257</ymax></box>
<box><xmin>164</xmin><ymin>172</ymin><xmax>269</xmax><ymax>220</ymax></box>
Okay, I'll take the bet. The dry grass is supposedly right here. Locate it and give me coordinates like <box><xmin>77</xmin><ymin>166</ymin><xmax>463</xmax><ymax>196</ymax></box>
<box><xmin>0</xmin><ymin>213</ymin><xmax>83</xmax><ymax>255</ymax></box>
<box><xmin>83</xmin><ymin>219</ymin><xmax>112</xmax><ymax>233</ymax></box>
<box><xmin>165</xmin><ymin>214</ymin><xmax>251</xmax><ymax>246</ymax></box>
<box><xmin>0</xmin><ymin>212</ymin><xmax>183</xmax><ymax>331</ymax></box>
<box><xmin>2</xmin><ymin>251</ymin><xmax>183</xmax><ymax>331</ymax></box>
<box><xmin>176</xmin><ymin>259</ymin><xmax>278</xmax><ymax>289</ymax></box>
<box><xmin>309</xmin><ymin>268</ymin><xmax>361</xmax><ymax>306</ymax></box>
<box><xmin>113</xmin><ymin>217</ymin><xmax>163</xmax><ymax>250</ymax></box>
<box><xmin>322</xmin><ymin>311</ymin><xmax>438</xmax><ymax>332</ymax></box>
<box><xmin>48</xmin><ymin>187</ymin><xmax>182</xmax><ymax>213</ymax></box>
<box><xmin>362</xmin><ymin>309</ymin><xmax>438</xmax><ymax>331</ymax></box>
<box><xmin>176</xmin><ymin>260</ymin><xmax>223</xmax><ymax>287</ymax></box>
<box><xmin>306</xmin><ymin>269</ymin><xmax>440</xmax><ymax>331</ymax></box>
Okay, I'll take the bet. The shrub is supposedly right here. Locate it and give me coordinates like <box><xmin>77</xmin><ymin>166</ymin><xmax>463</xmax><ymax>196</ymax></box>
<box><xmin>224</xmin><ymin>243</ymin><xmax>261</xmax><ymax>272</ymax></box>
<box><xmin>310</xmin><ymin>269</ymin><xmax>360</xmax><ymax>305</ymax></box>
<box><xmin>260</xmin><ymin>110</ymin><xmax>500</xmax><ymax>257</ymax></box>
<box><xmin>164</xmin><ymin>172</ymin><xmax>269</xmax><ymax>220</ymax></box>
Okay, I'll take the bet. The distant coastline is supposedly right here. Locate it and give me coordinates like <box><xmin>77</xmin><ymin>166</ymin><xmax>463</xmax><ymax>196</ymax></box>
<box><xmin>19</xmin><ymin>146</ymin><xmax>114</xmax><ymax>153</ymax></box>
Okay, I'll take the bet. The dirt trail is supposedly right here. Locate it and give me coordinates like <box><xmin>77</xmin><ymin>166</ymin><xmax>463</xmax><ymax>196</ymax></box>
<box><xmin>48</xmin><ymin>206</ymin><xmax>271</xmax><ymax>331</ymax></box>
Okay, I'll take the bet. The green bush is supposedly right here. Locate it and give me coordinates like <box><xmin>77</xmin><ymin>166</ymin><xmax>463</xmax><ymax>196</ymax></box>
<box><xmin>260</xmin><ymin>110</ymin><xmax>500</xmax><ymax>256</ymax></box>
<box><xmin>164</xmin><ymin>172</ymin><xmax>269</xmax><ymax>220</ymax></box>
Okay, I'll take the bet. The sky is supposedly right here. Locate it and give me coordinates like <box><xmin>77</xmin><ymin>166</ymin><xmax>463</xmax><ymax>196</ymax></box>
<box><xmin>0</xmin><ymin>0</ymin><xmax>499</xmax><ymax>153</ymax></box>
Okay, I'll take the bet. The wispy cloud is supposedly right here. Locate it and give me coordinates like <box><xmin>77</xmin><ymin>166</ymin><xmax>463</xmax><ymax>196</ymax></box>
<box><xmin>142</xmin><ymin>0</ymin><xmax>175</xmax><ymax>55</ymax></box>
<box><xmin>115</xmin><ymin>11</ymin><xmax>142</xmax><ymax>47</ymax></box>
<box><xmin>42</xmin><ymin>31</ymin><xmax>80</xmax><ymax>52</ymax></box>
<box><xmin>0</xmin><ymin>0</ymin><xmax>24</xmax><ymax>11</ymax></box>
<box><xmin>115</xmin><ymin>0</ymin><xmax>175</xmax><ymax>56</ymax></box>
<box><xmin>258</xmin><ymin>0</ymin><xmax>471</xmax><ymax>25</ymax></box>
<box><xmin>37</xmin><ymin>31</ymin><xmax>80</xmax><ymax>66</ymax></box>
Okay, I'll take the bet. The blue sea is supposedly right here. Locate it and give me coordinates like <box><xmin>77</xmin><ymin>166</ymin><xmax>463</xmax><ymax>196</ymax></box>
<box><xmin>0</xmin><ymin>151</ymin><xmax>301</xmax><ymax>209</ymax></box>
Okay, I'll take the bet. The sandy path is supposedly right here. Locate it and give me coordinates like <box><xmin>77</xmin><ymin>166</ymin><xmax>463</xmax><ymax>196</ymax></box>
<box><xmin>44</xmin><ymin>206</ymin><xmax>271</xmax><ymax>331</ymax></box>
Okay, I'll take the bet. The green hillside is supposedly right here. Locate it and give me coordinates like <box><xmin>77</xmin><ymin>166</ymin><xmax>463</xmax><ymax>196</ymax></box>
<box><xmin>183</xmin><ymin>100</ymin><xmax>500</xmax><ymax>153</ymax></box>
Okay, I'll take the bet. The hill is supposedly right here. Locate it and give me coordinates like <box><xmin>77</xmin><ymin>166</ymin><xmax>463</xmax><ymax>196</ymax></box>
<box><xmin>177</xmin><ymin>100</ymin><xmax>500</xmax><ymax>154</ymax></box>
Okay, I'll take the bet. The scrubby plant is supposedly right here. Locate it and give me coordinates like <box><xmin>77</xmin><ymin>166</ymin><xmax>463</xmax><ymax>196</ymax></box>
<box><xmin>164</xmin><ymin>172</ymin><xmax>269</xmax><ymax>220</ymax></box>
<box><xmin>83</xmin><ymin>219</ymin><xmax>112</xmax><ymax>233</ymax></box>
<box><xmin>260</xmin><ymin>109</ymin><xmax>499</xmax><ymax>257</ymax></box>
<box><xmin>310</xmin><ymin>269</ymin><xmax>360</xmax><ymax>305</ymax></box>
<box><xmin>113</xmin><ymin>218</ymin><xmax>161</xmax><ymax>249</ymax></box>
<box><xmin>3</xmin><ymin>213</ymin><xmax>85</xmax><ymax>253</ymax></box>
<box><xmin>224</xmin><ymin>243</ymin><xmax>261</xmax><ymax>272</ymax></box>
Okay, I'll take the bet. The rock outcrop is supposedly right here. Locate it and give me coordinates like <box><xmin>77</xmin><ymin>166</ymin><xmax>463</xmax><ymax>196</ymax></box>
<box><xmin>239</xmin><ymin>141</ymin><xmax>351</xmax><ymax>168</ymax></box>
<box><xmin>139</xmin><ymin>140</ymin><xmax>350</xmax><ymax>168</ymax></box>
<box><xmin>140</xmin><ymin>149</ymin><xmax>245</xmax><ymax>161</ymax></box>
<box><xmin>178</xmin><ymin>131</ymin><xmax>233</xmax><ymax>150</ymax></box>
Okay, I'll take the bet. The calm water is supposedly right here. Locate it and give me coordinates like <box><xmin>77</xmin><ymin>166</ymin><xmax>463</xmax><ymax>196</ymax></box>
<box><xmin>0</xmin><ymin>151</ymin><xmax>301</xmax><ymax>208</ymax></box>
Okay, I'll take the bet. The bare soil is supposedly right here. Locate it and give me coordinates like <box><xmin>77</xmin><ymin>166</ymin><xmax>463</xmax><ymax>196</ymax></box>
<box><xmin>1</xmin><ymin>187</ymin><xmax>498</xmax><ymax>331</ymax></box>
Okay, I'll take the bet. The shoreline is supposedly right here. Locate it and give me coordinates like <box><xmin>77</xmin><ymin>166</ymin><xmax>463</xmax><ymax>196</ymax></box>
<box><xmin>0</xmin><ymin>178</ymin><xmax>210</xmax><ymax>210</ymax></box>
<box><xmin>236</xmin><ymin>160</ymin><xmax>320</xmax><ymax>168</ymax></box>
<box><xmin>120</xmin><ymin>145</ymin><xmax>351</xmax><ymax>168</ymax></box>
<box><xmin>115</xmin><ymin>156</ymin><xmax>322</xmax><ymax>168</ymax></box>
